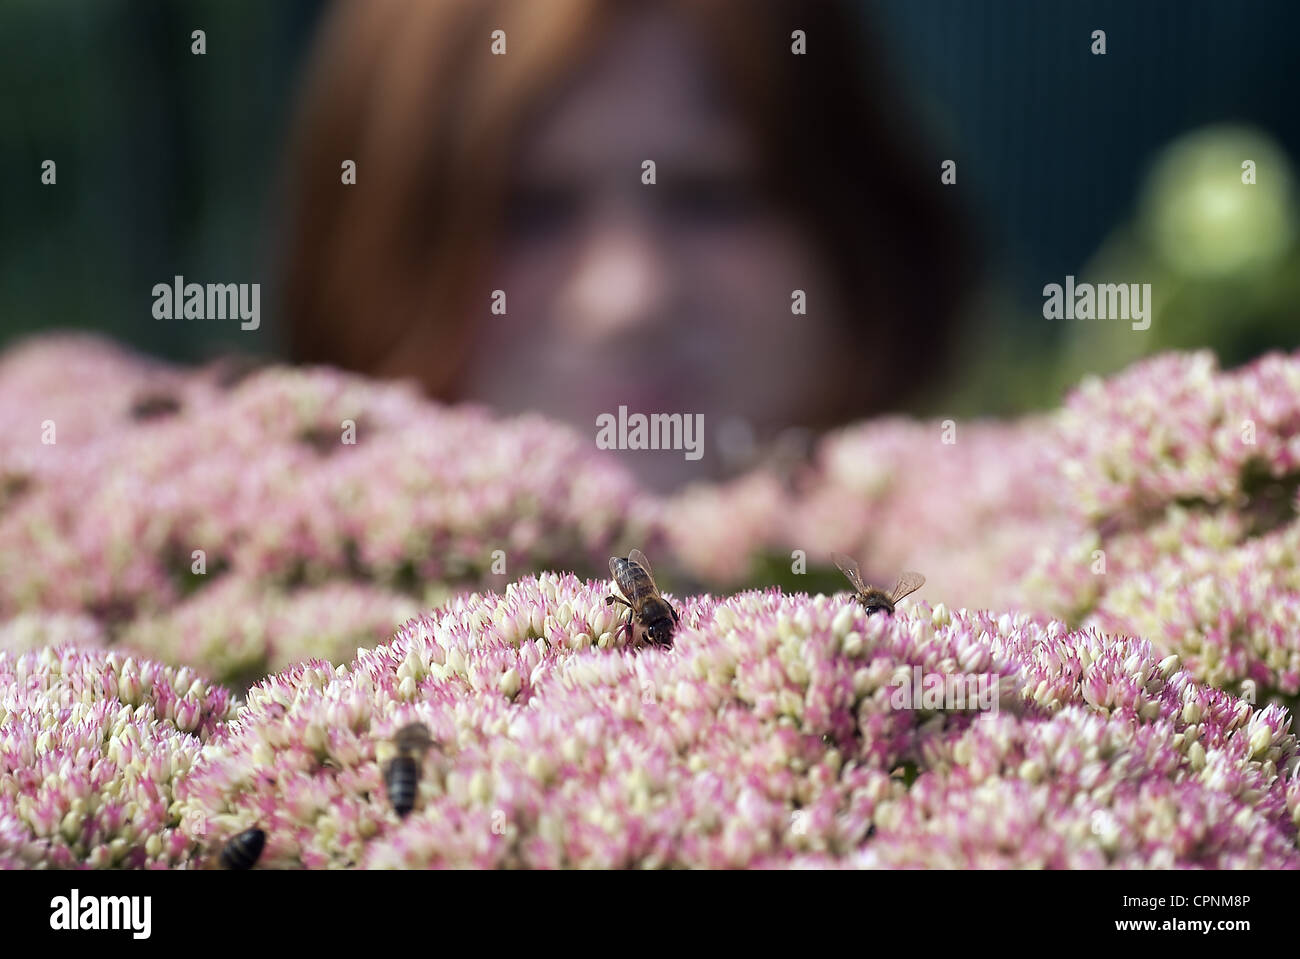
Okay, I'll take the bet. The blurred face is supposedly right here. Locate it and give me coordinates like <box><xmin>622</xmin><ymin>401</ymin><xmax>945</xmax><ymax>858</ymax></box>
<box><xmin>462</xmin><ymin>9</ymin><xmax>856</xmax><ymax>488</ymax></box>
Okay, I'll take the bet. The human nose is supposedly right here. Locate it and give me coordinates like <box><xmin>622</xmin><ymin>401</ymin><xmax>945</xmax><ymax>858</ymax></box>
<box><xmin>555</xmin><ymin>215</ymin><xmax>674</xmax><ymax>342</ymax></box>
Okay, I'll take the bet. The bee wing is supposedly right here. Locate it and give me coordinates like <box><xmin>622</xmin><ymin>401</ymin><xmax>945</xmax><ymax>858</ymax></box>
<box><xmin>889</xmin><ymin>571</ymin><xmax>926</xmax><ymax>604</ymax></box>
<box><xmin>609</xmin><ymin>555</ymin><xmax>631</xmax><ymax>600</ymax></box>
<box><xmin>627</xmin><ymin>548</ymin><xmax>658</xmax><ymax>592</ymax></box>
<box><xmin>831</xmin><ymin>552</ymin><xmax>867</xmax><ymax>594</ymax></box>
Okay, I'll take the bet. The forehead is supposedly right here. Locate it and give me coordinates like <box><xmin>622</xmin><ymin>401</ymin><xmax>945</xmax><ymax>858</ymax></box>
<box><xmin>513</xmin><ymin>8</ymin><xmax>749</xmax><ymax>176</ymax></box>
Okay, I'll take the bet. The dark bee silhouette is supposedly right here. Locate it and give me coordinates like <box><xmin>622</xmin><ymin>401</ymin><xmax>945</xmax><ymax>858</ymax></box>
<box><xmin>385</xmin><ymin>722</ymin><xmax>434</xmax><ymax>818</ymax></box>
<box><xmin>606</xmin><ymin>549</ymin><xmax>679</xmax><ymax>648</ymax></box>
<box><xmin>128</xmin><ymin>391</ymin><xmax>182</xmax><ymax>421</ymax></box>
<box><xmin>832</xmin><ymin>553</ymin><xmax>925</xmax><ymax>615</ymax></box>
<box><xmin>220</xmin><ymin>828</ymin><xmax>266</xmax><ymax>870</ymax></box>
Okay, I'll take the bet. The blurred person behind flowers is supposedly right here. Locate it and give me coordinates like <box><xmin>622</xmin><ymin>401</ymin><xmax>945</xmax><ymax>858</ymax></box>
<box><xmin>280</xmin><ymin>0</ymin><xmax>977</xmax><ymax>490</ymax></box>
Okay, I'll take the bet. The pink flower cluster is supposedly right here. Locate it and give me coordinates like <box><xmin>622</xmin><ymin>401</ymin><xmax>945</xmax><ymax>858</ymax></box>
<box><xmin>9</xmin><ymin>334</ymin><xmax>1298</xmax><ymax>703</ymax></box>
<box><xmin>0</xmin><ymin>645</ymin><xmax>234</xmax><ymax>867</ymax></box>
<box><xmin>118</xmin><ymin>579</ymin><xmax>424</xmax><ymax>688</ymax></box>
<box><xmin>656</xmin><ymin>347</ymin><xmax>1300</xmax><ymax>707</ymax></box>
<box><xmin>0</xmin><ymin>612</ymin><xmax>105</xmax><ymax>657</ymax></box>
<box><xmin>791</xmin><ymin>417</ymin><xmax>1069</xmax><ymax>612</ymax></box>
<box><xmin>0</xmin><ymin>334</ymin><xmax>645</xmax><ymax>681</ymax></box>
<box><xmin>172</xmin><ymin>574</ymin><xmax>1296</xmax><ymax>868</ymax></box>
<box><xmin>5</xmin><ymin>333</ymin><xmax>1300</xmax><ymax>868</ymax></box>
<box><xmin>657</xmin><ymin>417</ymin><xmax>1071</xmax><ymax>614</ymax></box>
<box><xmin>1056</xmin><ymin>350</ymin><xmax>1300</xmax><ymax>525</ymax></box>
<box><xmin>659</xmin><ymin>350</ymin><xmax>1300</xmax><ymax>654</ymax></box>
<box><xmin>1085</xmin><ymin>514</ymin><xmax>1300</xmax><ymax>700</ymax></box>
<box><xmin>1035</xmin><ymin>350</ymin><xmax>1300</xmax><ymax>701</ymax></box>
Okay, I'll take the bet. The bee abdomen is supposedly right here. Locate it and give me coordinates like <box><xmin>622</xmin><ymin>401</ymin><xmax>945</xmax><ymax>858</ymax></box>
<box><xmin>220</xmin><ymin>828</ymin><xmax>266</xmax><ymax>870</ymax></box>
<box><xmin>385</xmin><ymin>756</ymin><xmax>420</xmax><ymax>817</ymax></box>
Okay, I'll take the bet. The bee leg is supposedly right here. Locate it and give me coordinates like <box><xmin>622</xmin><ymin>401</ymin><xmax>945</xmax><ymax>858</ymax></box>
<box><xmin>607</xmin><ymin>596</ymin><xmax>632</xmax><ymax>641</ymax></box>
<box><xmin>616</xmin><ymin>609</ymin><xmax>636</xmax><ymax>644</ymax></box>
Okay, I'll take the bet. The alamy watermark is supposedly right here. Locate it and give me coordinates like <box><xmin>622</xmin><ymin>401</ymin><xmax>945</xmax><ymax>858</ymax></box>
<box><xmin>1042</xmin><ymin>275</ymin><xmax>1151</xmax><ymax>331</ymax></box>
<box><xmin>152</xmin><ymin>275</ymin><xmax>260</xmax><ymax>330</ymax></box>
<box><xmin>889</xmin><ymin>665</ymin><xmax>1000</xmax><ymax>715</ymax></box>
<box><xmin>595</xmin><ymin>406</ymin><xmax>703</xmax><ymax>461</ymax></box>
<box><xmin>49</xmin><ymin>890</ymin><xmax>151</xmax><ymax>939</ymax></box>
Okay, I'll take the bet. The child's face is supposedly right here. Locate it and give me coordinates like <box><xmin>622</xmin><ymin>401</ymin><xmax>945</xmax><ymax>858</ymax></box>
<box><xmin>461</xmin><ymin>9</ymin><xmax>861</xmax><ymax>488</ymax></box>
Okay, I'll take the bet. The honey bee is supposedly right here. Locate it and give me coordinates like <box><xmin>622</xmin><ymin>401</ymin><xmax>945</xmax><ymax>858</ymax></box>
<box><xmin>219</xmin><ymin>827</ymin><xmax>266</xmax><ymax>870</ymax></box>
<box><xmin>384</xmin><ymin>722</ymin><xmax>434</xmax><ymax>818</ymax></box>
<box><xmin>832</xmin><ymin>553</ymin><xmax>925</xmax><ymax>615</ymax></box>
<box><xmin>606</xmin><ymin>549</ymin><xmax>680</xmax><ymax>648</ymax></box>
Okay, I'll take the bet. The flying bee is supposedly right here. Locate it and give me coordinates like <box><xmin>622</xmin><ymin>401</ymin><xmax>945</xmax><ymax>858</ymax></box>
<box><xmin>831</xmin><ymin>552</ymin><xmax>925</xmax><ymax>616</ymax></box>
<box><xmin>219</xmin><ymin>827</ymin><xmax>266</xmax><ymax>870</ymax></box>
<box><xmin>384</xmin><ymin>722</ymin><xmax>434</xmax><ymax>818</ymax></box>
<box><xmin>606</xmin><ymin>549</ymin><xmax>679</xmax><ymax>648</ymax></box>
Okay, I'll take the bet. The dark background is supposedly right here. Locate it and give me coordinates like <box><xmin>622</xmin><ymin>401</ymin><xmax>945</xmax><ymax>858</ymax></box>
<box><xmin>2</xmin><ymin>0</ymin><xmax>1297</xmax><ymax>413</ymax></box>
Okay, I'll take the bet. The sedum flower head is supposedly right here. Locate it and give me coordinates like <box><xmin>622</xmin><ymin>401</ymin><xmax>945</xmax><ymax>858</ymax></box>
<box><xmin>175</xmin><ymin>575</ymin><xmax>1293</xmax><ymax>868</ymax></box>
<box><xmin>0</xmin><ymin>612</ymin><xmax>105</xmax><ymax>656</ymax></box>
<box><xmin>1056</xmin><ymin>350</ymin><xmax>1300</xmax><ymax>526</ymax></box>
<box><xmin>0</xmin><ymin>339</ymin><xmax>647</xmax><ymax>687</ymax></box>
<box><xmin>0</xmin><ymin>645</ymin><xmax>236</xmax><ymax>867</ymax></box>
<box><xmin>5</xmin><ymin>336</ymin><xmax>1300</xmax><ymax>867</ymax></box>
<box><xmin>119</xmin><ymin>579</ymin><xmax>423</xmax><ymax>688</ymax></box>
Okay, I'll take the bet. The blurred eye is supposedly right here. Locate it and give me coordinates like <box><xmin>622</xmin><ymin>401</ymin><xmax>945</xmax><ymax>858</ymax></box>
<box><xmin>504</xmin><ymin>182</ymin><xmax>581</xmax><ymax>241</ymax></box>
<box><xmin>664</xmin><ymin>174</ymin><xmax>761</xmax><ymax>227</ymax></box>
